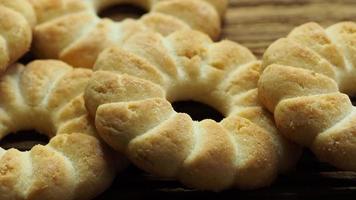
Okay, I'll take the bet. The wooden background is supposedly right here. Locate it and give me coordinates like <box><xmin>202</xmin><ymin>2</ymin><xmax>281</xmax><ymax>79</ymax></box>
<box><xmin>94</xmin><ymin>0</ymin><xmax>356</xmax><ymax>199</ymax></box>
<box><xmin>223</xmin><ymin>0</ymin><xmax>356</xmax><ymax>58</ymax></box>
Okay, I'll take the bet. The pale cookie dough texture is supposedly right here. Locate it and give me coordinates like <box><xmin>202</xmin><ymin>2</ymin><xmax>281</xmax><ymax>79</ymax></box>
<box><xmin>258</xmin><ymin>22</ymin><xmax>356</xmax><ymax>171</ymax></box>
<box><xmin>0</xmin><ymin>60</ymin><xmax>122</xmax><ymax>200</ymax></box>
<box><xmin>29</xmin><ymin>0</ymin><xmax>227</xmax><ymax>68</ymax></box>
<box><xmin>0</xmin><ymin>0</ymin><xmax>36</xmax><ymax>72</ymax></box>
<box><xmin>84</xmin><ymin>30</ymin><xmax>301</xmax><ymax>191</ymax></box>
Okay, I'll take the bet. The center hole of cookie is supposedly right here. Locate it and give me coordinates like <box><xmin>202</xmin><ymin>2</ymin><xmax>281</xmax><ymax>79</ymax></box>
<box><xmin>352</xmin><ymin>97</ymin><xmax>356</xmax><ymax>106</ymax></box>
<box><xmin>0</xmin><ymin>130</ymin><xmax>49</xmax><ymax>151</ymax></box>
<box><xmin>99</xmin><ymin>4</ymin><xmax>147</xmax><ymax>21</ymax></box>
<box><xmin>172</xmin><ymin>101</ymin><xmax>224</xmax><ymax>122</ymax></box>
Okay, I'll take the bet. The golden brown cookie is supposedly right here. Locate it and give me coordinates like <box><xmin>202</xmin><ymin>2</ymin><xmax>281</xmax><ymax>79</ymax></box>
<box><xmin>84</xmin><ymin>30</ymin><xmax>301</xmax><ymax>191</ymax></box>
<box><xmin>0</xmin><ymin>0</ymin><xmax>36</xmax><ymax>72</ymax></box>
<box><xmin>29</xmin><ymin>0</ymin><xmax>227</xmax><ymax>68</ymax></box>
<box><xmin>0</xmin><ymin>60</ymin><xmax>124</xmax><ymax>200</ymax></box>
<box><xmin>258</xmin><ymin>22</ymin><xmax>356</xmax><ymax>171</ymax></box>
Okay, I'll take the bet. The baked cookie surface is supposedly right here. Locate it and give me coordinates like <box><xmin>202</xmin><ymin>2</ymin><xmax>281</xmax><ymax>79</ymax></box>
<box><xmin>258</xmin><ymin>22</ymin><xmax>356</xmax><ymax>171</ymax></box>
<box><xmin>29</xmin><ymin>0</ymin><xmax>227</xmax><ymax>68</ymax></box>
<box><xmin>0</xmin><ymin>0</ymin><xmax>36</xmax><ymax>72</ymax></box>
<box><xmin>84</xmin><ymin>30</ymin><xmax>301</xmax><ymax>191</ymax></box>
<box><xmin>0</xmin><ymin>60</ymin><xmax>121</xmax><ymax>200</ymax></box>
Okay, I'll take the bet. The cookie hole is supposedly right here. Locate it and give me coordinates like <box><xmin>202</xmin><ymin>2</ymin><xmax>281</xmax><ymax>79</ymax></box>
<box><xmin>99</xmin><ymin>4</ymin><xmax>147</xmax><ymax>21</ymax></box>
<box><xmin>19</xmin><ymin>51</ymin><xmax>36</xmax><ymax>65</ymax></box>
<box><xmin>352</xmin><ymin>97</ymin><xmax>356</xmax><ymax>106</ymax></box>
<box><xmin>0</xmin><ymin>130</ymin><xmax>49</xmax><ymax>151</ymax></box>
<box><xmin>172</xmin><ymin>101</ymin><xmax>224</xmax><ymax>122</ymax></box>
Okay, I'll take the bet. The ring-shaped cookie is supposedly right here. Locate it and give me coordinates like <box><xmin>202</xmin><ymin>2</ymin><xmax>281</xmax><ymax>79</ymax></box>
<box><xmin>30</xmin><ymin>0</ymin><xmax>226</xmax><ymax>68</ymax></box>
<box><xmin>0</xmin><ymin>60</ymin><xmax>119</xmax><ymax>200</ymax></box>
<box><xmin>0</xmin><ymin>0</ymin><xmax>36</xmax><ymax>72</ymax></box>
<box><xmin>258</xmin><ymin>22</ymin><xmax>356</xmax><ymax>171</ymax></box>
<box><xmin>84</xmin><ymin>30</ymin><xmax>301</xmax><ymax>191</ymax></box>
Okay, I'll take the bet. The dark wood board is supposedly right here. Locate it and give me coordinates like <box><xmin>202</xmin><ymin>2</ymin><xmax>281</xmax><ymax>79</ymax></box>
<box><xmin>223</xmin><ymin>0</ymin><xmax>356</xmax><ymax>58</ymax></box>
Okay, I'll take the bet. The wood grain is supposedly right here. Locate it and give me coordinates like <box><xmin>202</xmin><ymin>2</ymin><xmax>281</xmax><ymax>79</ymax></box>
<box><xmin>223</xmin><ymin>0</ymin><xmax>356</xmax><ymax>57</ymax></box>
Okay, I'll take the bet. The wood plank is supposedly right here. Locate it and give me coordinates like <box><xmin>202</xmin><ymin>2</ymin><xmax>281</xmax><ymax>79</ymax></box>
<box><xmin>223</xmin><ymin>0</ymin><xmax>356</xmax><ymax>57</ymax></box>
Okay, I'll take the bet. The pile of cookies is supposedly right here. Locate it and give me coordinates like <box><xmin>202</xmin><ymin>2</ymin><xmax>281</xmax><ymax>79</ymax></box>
<box><xmin>0</xmin><ymin>0</ymin><xmax>355</xmax><ymax>199</ymax></box>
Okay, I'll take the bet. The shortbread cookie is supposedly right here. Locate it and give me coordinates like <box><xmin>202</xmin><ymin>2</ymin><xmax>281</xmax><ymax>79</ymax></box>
<box><xmin>84</xmin><ymin>30</ymin><xmax>301</xmax><ymax>191</ymax></box>
<box><xmin>30</xmin><ymin>0</ymin><xmax>227</xmax><ymax>68</ymax></box>
<box><xmin>0</xmin><ymin>60</ymin><xmax>120</xmax><ymax>200</ymax></box>
<box><xmin>0</xmin><ymin>0</ymin><xmax>36</xmax><ymax>72</ymax></box>
<box><xmin>258</xmin><ymin>22</ymin><xmax>356</xmax><ymax>171</ymax></box>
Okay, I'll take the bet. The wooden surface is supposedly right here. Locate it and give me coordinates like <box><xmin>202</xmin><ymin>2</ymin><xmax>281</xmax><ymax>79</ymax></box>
<box><xmin>223</xmin><ymin>0</ymin><xmax>356</xmax><ymax>57</ymax></box>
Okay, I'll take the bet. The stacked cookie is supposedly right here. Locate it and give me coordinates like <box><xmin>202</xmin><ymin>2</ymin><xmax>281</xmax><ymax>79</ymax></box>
<box><xmin>0</xmin><ymin>0</ymin><xmax>354</xmax><ymax>199</ymax></box>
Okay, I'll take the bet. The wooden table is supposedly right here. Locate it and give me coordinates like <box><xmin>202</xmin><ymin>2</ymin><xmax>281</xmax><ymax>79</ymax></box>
<box><xmin>223</xmin><ymin>0</ymin><xmax>356</xmax><ymax>58</ymax></box>
<box><xmin>94</xmin><ymin>1</ymin><xmax>356</xmax><ymax>199</ymax></box>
